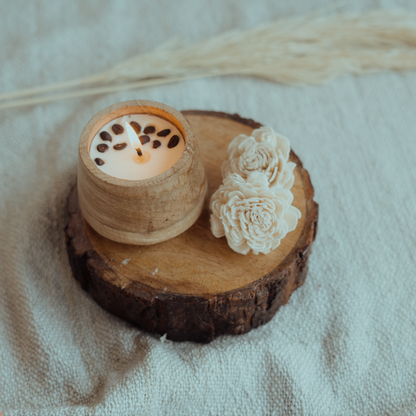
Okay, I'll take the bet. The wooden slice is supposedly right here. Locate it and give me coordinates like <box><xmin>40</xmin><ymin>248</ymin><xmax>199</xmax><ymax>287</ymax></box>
<box><xmin>65</xmin><ymin>111</ymin><xmax>318</xmax><ymax>343</ymax></box>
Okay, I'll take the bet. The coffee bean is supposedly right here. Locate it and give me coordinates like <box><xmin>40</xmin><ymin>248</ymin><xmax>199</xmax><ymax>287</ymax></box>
<box><xmin>137</xmin><ymin>148</ymin><xmax>143</xmax><ymax>156</ymax></box>
<box><xmin>139</xmin><ymin>135</ymin><xmax>150</xmax><ymax>145</ymax></box>
<box><xmin>95</xmin><ymin>158</ymin><xmax>105</xmax><ymax>166</ymax></box>
<box><xmin>112</xmin><ymin>124</ymin><xmax>124</xmax><ymax>135</ymax></box>
<box><xmin>130</xmin><ymin>121</ymin><xmax>141</xmax><ymax>134</ymax></box>
<box><xmin>113</xmin><ymin>143</ymin><xmax>127</xmax><ymax>150</ymax></box>
<box><xmin>152</xmin><ymin>140</ymin><xmax>161</xmax><ymax>149</ymax></box>
<box><xmin>157</xmin><ymin>129</ymin><xmax>171</xmax><ymax>137</ymax></box>
<box><xmin>168</xmin><ymin>135</ymin><xmax>180</xmax><ymax>148</ymax></box>
<box><xmin>143</xmin><ymin>125</ymin><xmax>155</xmax><ymax>134</ymax></box>
<box><xmin>97</xmin><ymin>144</ymin><xmax>109</xmax><ymax>153</ymax></box>
<box><xmin>100</xmin><ymin>131</ymin><xmax>112</xmax><ymax>142</ymax></box>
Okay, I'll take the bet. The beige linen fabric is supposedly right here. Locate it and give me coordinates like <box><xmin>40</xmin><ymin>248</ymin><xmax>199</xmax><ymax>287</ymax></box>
<box><xmin>1</xmin><ymin>0</ymin><xmax>416</xmax><ymax>415</ymax></box>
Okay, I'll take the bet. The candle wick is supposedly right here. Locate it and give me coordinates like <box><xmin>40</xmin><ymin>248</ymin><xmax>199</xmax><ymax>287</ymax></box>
<box><xmin>136</xmin><ymin>148</ymin><xmax>143</xmax><ymax>157</ymax></box>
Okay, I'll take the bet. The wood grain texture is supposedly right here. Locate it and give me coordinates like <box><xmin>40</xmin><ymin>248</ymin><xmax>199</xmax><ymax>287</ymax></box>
<box><xmin>78</xmin><ymin>100</ymin><xmax>207</xmax><ymax>245</ymax></box>
<box><xmin>65</xmin><ymin>111</ymin><xmax>319</xmax><ymax>343</ymax></box>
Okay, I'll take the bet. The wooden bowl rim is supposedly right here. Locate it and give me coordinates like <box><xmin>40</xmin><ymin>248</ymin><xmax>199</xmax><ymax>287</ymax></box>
<box><xmin>78</xmin><ymin>100</ymin><xmax>195</xmax><ymax>187</ymax></box>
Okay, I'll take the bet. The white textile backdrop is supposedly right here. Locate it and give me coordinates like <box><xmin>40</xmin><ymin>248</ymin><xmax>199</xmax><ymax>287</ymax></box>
<box><xmin>0</xmin><ymin>0</ymin><xmax>416</xmax><ymax>415</ymax></box>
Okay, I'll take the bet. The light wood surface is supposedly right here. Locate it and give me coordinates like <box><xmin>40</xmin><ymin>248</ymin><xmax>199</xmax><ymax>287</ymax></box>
<box><xmin>77</xmin><ymin>100</ymin><xmax>207</xmax><ymax>245</ymax></box>
<box><xmin>85</xmin><ymin>113</ymin><xmax>307</xmax><ymax>295</ymax></box>
<box><xmin>66</xmin><ymin>111</ymin><xmax>318</xmax><ymax>343</ymax></box>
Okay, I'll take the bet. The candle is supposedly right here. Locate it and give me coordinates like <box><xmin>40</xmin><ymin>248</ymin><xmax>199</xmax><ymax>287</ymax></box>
<box><xmin>89</xmin><ymin>114</ymin><xmax>185</xmax><ymax>180</ymax></box>
<box><xmin>78</xmin><ymin>100</ymin><xmax>207</xmax><ymax>245</ymax></box>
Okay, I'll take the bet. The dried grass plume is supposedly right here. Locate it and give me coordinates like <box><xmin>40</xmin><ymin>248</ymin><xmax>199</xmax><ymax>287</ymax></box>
<box><xmin>1</xmin><ymin>9</ymin><xmax>416</xmax><ymax>110</ymax></box>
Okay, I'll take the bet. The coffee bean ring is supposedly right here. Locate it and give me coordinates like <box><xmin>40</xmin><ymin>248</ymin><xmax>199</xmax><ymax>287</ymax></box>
<box><xmin>94</xmin><ymin>124</ymin><xmax>181</xmax><ymax>166</ymax></box>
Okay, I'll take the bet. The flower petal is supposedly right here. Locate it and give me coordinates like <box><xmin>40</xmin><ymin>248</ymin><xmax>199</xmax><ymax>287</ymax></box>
<box><xmin>210</xmin><ymin>214</ymin><xmax>225</xmax><ymax>238</ymax></box>
<box><xmin>284</xmin><ymin>205</ymin><xmax>301</xmax><ymax>232</ymax></box>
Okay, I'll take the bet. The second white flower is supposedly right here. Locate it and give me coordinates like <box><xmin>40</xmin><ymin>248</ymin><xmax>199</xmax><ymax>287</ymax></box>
<box><xmin>221</xmin><ymin>127</ymin><xmax>296</xmax><ymax>191</ymax></box>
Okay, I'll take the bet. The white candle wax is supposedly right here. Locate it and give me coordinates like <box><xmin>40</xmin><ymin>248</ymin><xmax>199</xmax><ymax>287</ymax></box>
<box><xmin>89</xmin><ymin>114</ymin><xmax>185</xmax><ymax>180</ymax></box>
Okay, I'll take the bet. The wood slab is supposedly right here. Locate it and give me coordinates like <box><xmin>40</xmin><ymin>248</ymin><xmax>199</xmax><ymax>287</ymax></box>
<box><xmin>65</xmin><ymin>111</ymin><xmax>319</xmax><ymax>343</ymax></box>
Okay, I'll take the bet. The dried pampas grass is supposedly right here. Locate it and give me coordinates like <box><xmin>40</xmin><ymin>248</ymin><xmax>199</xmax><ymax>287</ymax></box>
<box><xmin>1</xmin><ymin>9</ymin><xmax>416</xmax><ymax>110</ymax></box>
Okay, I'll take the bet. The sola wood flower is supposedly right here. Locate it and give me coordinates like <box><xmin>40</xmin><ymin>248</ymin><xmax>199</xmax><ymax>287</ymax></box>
<box><xmin>221</xmin><ymin>127</ymin><xmax>296</xmax><ymax>190</ymax></box>
<box><xmin>210</xmin><ymin>172</ymin><xmax>301</xmax><ymax>255</ymax></box>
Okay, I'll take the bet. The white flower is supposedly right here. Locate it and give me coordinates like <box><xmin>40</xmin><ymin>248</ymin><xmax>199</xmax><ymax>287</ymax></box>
<box><xmin>221</xmin><ymin>127</ymin><xmax>296</xmax><ymax>191</ymax></box>
<box><xmin>210</xmin><ymin>172</ymin><xmax>301</xmax><ymax>255</ymax></box>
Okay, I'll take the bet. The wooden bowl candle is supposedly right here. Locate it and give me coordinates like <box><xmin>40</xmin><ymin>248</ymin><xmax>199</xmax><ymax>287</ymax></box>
<box><xmin>77</xmin><ymin>100</ymin><xmax>207</xmax><ymax>245</ymax></box>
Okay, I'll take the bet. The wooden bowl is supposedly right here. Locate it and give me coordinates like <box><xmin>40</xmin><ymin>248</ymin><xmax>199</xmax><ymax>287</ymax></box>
<box><xmin>77</xmin><ymin>100</ymin><xmax>207</xmax><ymax>245</ymax></box>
